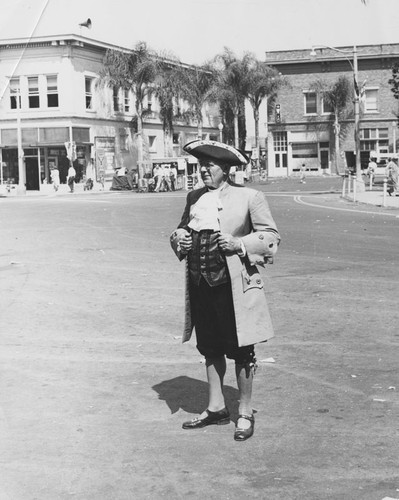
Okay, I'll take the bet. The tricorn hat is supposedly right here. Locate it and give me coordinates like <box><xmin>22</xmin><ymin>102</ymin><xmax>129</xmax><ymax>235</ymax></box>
<box><xmin>183</xmin><ymin>140</ymin><xmax>249</xmax><ymax>167</ymax></box>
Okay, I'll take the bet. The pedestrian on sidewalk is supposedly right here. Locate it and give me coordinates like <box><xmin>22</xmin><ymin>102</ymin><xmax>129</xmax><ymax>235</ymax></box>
<box><xmin>67</xmin><ymin>164</ymin><xmax>76</xmax><ymax>193</ymax></box>
<box><xmin>385</xmin><ymin>158</ymin><xmax>399</xmax><ymax>196</ymax></box>
<box><xmin>367</xmin><ymin>157</ymin><xmax>377</xmax><ymax>179</ymax></box>
<box><xmin>84</xmin><ymin>159</ymin><xmax>95</xmax><ymax>191</ymax></box>
<box><xmin>50</xmin><ymin>167</ymin><xmax>60</xmax><ymax>192</ymax></box>
<box><xmin>170</xmin><ymin>139</ymin><xmax>280</xmax><ymax>442</ymax></box>
<box><xmin>153</xmin><ymin>165</ymin><xmax>163</xmax><ymax>192</ymax></box>
<box><xmin>170</xmin><ymin>165</ymin><xmax>177</xmax><ymax>191</ymax></box>
<box><xmin>299</xmin><ymin>163</ymin><xmax>306</xmax><ymax>183</ymax></box>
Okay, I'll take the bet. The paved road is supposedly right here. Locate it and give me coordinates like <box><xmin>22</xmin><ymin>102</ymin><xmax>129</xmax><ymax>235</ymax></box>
<box><xmin>0</xmin><ymin>185</ymin><xmax>398</xmax><ymax>500</ymax></box>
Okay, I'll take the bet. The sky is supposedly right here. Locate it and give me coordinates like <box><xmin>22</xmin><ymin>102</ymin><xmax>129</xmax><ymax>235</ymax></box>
<box><xmin>0</xmin><ymin>0</ymin><xmax>398</xmax><ymax>64</ymax></box>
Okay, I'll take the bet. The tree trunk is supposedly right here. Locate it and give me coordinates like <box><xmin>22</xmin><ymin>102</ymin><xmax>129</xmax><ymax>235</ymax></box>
<box><xmin>334</xmin><ymin>115</ymin><xmax>341</xmax><ymax>175</ymax></box>
<box><xmin>134</xmin><ymin>100</ymin><xmax>145</xmax><ymax>180</ymax></box>
<box><xmin>234</xmin><ymin>113</ymin><xmax>239</xmax><ymax>148</ymax></box>
<box><xmin>253</xmin><ymin>106</ymin><xmax>260</xmax><ymax>168</ymax></box>
<box><xmin>164</xmin><ymin>128</ymin><xmax>173</xmax><ymax>158</ymax></box>
<box><xmin>197</xmin><ymin>116</ymin><xmax>203</xmax><ymax>140</ymax></box>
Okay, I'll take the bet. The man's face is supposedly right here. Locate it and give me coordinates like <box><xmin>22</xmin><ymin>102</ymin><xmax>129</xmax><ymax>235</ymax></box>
<box><xmin>200</xmin><ymin>160</ymin><xmax>226</xmax><ymax>189</ymax></box>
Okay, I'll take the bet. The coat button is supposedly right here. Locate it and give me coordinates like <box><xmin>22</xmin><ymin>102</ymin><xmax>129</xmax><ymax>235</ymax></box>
<box><xmin>256</xmin><ymin>279</ymin><xmax>261</xmax><ymax>284</ymax></box>
<box><xmin>258</xmin><ymin>234</ymin><xmax>264</xmax><ymax>240</ymax></box>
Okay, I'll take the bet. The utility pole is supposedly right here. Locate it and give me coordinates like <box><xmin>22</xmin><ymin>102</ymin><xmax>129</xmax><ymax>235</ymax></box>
<box><xmin>16</xmin><ymin>91</ymin><xmax>26</xmax><ymax>195</ymax></box>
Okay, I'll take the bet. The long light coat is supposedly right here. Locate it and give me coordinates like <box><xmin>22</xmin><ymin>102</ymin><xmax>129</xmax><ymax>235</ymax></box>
<box><xmin>170</xmin><ymin>183</ymin><xmax>280</xmax><ymax>347</ymax></box>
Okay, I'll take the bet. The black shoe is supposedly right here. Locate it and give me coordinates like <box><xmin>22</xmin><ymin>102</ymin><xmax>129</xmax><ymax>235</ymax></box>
<box><xmin>234</xmin><ymin>414</ymin><xmax>255</xmax><ymax>441</ymax></box>
<box><xmin>182</xmin><ymin>408</ymin><xmax>230</xmax><ymax>429</ymax></box>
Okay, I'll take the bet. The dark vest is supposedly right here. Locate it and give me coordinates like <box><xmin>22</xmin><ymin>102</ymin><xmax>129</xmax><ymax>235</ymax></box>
<box><xmin>187</xmin><ymin>230</ymin><xmax>228</xmax><ymax>287</ymax></box>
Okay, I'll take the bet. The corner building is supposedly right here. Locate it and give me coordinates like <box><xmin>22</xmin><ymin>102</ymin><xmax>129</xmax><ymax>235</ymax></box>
<box><xmin>0</xmin><ymin>34</ymin><xmax>219</xmax><ymax>192</ymax></box>
<box><xmin>264</xmin><ymin>44</ymin><xmax>399</xmax><ymax>177</ymax></box>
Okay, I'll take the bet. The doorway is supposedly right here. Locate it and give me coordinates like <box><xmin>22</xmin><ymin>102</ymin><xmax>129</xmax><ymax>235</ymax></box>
<box><xmin>275</xmin><ymin>152</ymin><xmax>288</xmax><ymax>170</ymax></box>
<box><xmin>25</xmin><ymin>157</ymin><xmax>40</xmax><ymax>190</ymax></box>
<box><xmin>320</xmin><ymin>149</ymin><xmax>329</xmax><ymax>170</ymax></box>
<box><xmin>273</xmin><ymin>131</ymin><xmax>288</xmax><ymax>175</ymax></box>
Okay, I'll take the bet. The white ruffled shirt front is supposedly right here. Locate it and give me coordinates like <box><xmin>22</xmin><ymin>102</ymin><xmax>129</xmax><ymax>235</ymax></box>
<box><xmin>187</xmin><ymin>186</ymin><xmax>224</xmax><ymax>232</ymax></box>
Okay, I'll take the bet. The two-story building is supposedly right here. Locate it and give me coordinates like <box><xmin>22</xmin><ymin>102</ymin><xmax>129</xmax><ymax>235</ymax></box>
<box><xmin>264</xmin><ymin>44</ymin><xmax>399</xmax><ymax>177</ymax></box>
<box><xmin>0</xmin><ymin>34</ymin><xmax>219</xmax><ymax>192</ymax></box>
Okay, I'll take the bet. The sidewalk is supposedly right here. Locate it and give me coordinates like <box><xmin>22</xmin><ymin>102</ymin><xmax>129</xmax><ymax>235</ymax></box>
<box><xmin>346</xmin><ymin>189</ymin><xmax>399</xmax><ymax>209</ymax></box>
<box><xmin>0</xmin><ymin>181</ymin><xmax>108</xmax><ymax>197</ymax></box>
<box><xmin>2</xmin><ymin>177</ymin><xmax>399</xmax><ymax>210</ymax></box>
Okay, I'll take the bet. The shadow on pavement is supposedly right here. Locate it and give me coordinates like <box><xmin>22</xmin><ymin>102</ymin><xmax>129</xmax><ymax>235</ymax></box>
<box><xmin>152</xmin><ymin>376</ymin><xmax>239</xmax><ymax>418</ymax></box>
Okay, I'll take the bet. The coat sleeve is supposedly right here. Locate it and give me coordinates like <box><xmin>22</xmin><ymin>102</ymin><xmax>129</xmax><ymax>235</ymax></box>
<box><xmin>170</xmin><ymin>192</ymin><xmax>192</xmax><ymax>261</ymax></box>
<box><xmin>170</xmin><ymin>228</ymin><xmax>190</xmax><ymax>261</ymax></box>
<box><xmin>240</xmin><ymin>190</ymin><xmax>280</xmax><ymax>266</ymax></box>
<box><xmin>170</xmin><ymin>188</ymin><xmax>208</xmax><ymax>260</ymax></box>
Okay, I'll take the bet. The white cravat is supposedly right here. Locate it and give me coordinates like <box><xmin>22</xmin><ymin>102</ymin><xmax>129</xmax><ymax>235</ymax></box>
<box><xmin>188</xmin><ymin>186</ymin><xmax>225</xmax><ymax>232</ymax></box>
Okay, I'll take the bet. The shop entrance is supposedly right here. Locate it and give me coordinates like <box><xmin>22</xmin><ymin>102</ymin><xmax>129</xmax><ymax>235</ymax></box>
<box><xmin>25</xmin><ymin>157</ymin><xmax>40</xmax><ymax>190</ymax></box>
<box><xmin>320</xmin><ymin>149</ymin><xmax>329</xmax><ymax>170</ymax></box>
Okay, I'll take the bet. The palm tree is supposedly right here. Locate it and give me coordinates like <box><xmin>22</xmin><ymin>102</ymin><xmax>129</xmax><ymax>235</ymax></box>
<box><xmin>98</xmin><ymin>41</ymin><xmax>159</xmax><ymax>170</ymax></box>
<box><xmin>212</xmin><ymin>48</ymin><xmax>249</xmax><ymax>148</ymax></box>
<box><xmin>243</xmin><ymin>53</ymin><xmax>284</xmax><ymax>163</ymax></box>
<box><xmin>153</xmin><ymin>64</ymin><xmax>179</xmax><ymax>157</ymax></box>
<box><xmin>178</xmin><ymin>63</ymin><xmax>216</xmax><ymax>139</ymax></box>
<box><xmin>312</xmin><ymin>76</ymin><xmax>353</xmax><ymax>174</ymax></box>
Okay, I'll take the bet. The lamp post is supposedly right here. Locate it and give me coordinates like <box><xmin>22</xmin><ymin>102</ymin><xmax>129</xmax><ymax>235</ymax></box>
<box><xmin>310</xmin><ymin>45</ymin><xmax>365</xmax><ymax>192</ymax></box>
<box><xmin>218</xmin><ymin>122</ymin><xmax>224</xmax><ymax>142</ymax></box>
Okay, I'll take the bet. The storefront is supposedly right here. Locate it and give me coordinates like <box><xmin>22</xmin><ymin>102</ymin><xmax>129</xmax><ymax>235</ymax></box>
<box><xmin>0</xmin><ymin>126</ymin><xmax>92</xmax><ymax>191</ymax></box>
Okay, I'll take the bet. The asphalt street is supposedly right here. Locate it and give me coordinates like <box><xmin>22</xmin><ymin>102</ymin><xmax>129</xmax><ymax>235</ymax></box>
<box><xmin>0</xmin><ymin>179</ymin><xmax>398</xmax><ymax>500</ymax></box>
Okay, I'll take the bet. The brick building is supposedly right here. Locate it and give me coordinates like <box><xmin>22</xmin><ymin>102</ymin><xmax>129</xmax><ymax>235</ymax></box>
<box><xmin>264</xmin><ymin>44</ymin><xmax>399</xmax><ymax>177</ymax></box>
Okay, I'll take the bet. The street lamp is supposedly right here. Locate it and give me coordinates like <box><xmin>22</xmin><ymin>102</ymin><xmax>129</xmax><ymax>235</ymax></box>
<box><xmin>310</xmin><ymin>45</ymin><xmax>365</xmax><ymax>192</ymax></box>
<box><xmin>218</xmin><ymin>122</ymin><xmax>224</xmax><ymax>142</ymax></box>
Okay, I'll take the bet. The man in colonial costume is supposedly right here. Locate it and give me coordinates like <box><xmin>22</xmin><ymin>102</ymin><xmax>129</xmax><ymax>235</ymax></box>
<box><xmin>170</xmin><ymin>140</ymin><xmax>280</xmax><ymax>441</ymax></box>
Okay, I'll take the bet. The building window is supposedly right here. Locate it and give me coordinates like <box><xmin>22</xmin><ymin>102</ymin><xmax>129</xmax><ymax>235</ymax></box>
<box><xmin>113</xmin><ymin>87</ymin><xmax>120</xmax><ymax>112</ymax></box>
<box><xmin>9</xmin><ymin>78</ymin><xmax>20</xmax><ymax>109</ymax></box>
<box><xmin>304</xmin><ymin>92</ymin><xmax>317</xmax><ymax>114</ymax></box>
<box><xmin>28</xmin><ymin>76</ymin><xmax>40</xmax><ymax>108</ymax></box>
<box><xmin>124</xmin><ymin>89</ymin><xmax>130</xmax><ymax>112</ymax></box>
<box><xmin>273</xmin><ymin>131</ymin><xmax>287</xmax><ymax>151</ymax></box>
<box><xmin>321</xmin><ymin>96</ymin><xmax>333</xmax><ymax>114</ymax></box>
<box><xmin>360</xmin><ymin>128</ymin><xmax>388</xmax><ymax>154</ymax></box>
<box><xmin>379</xmin><ymin>129</ymin><xmax>388</xmax><ymax>138</ymax></box>
<box><xmin>148</xmin><ymin>135</ymin><xmax>156</xmax><ymax>152</ymax></box>
<box><xmin>85</xmin><ymin>77</ymin><xmax>93</xmax><ymax>109</ymax></box>
<box><xmin>46</xmin><ymin>75</ymin><xmax>58</xmax><ymax>107</ymax></box>
<box><xmin>292</xmin><ymin>142</ymin><xmax>318</xmax><ymax>158</ymax></box>
<box><xmin>364</xmin><ymin>88</ymin><xmax>378</xmax><ymax>113</ymax></box>
<box><xmin>359</xmin><ymin>128</ymin><xmax>388</xmax><ymax>140</ymax></box>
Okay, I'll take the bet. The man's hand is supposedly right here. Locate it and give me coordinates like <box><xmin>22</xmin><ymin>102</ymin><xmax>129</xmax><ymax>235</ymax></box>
<box><xmin>217</xmin><ymin>233</ymin><xmax>242</xmax><ymax>253</ymax></box>
<box><xmin>178</xmin><ymin>231</ymin><xmax>193</xmax><ymax>254</ymax></box>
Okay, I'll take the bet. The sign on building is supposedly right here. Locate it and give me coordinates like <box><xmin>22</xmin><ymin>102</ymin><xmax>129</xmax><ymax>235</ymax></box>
<box><xmin>95</xmin><ymin>137</ymin><xmax>115</xmax><ymax>181</ymax></box>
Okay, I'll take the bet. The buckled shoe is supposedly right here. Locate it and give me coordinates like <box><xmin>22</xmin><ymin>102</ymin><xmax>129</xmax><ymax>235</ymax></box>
<box><xmin>234</xmin><ymin>414</ymin><xmax>255</xmax><ymax>441</ymax></box>
<box><xmin>182</xmin><ymin>408</ymin><xmax>230</xmax><ymax>429</ymax></box>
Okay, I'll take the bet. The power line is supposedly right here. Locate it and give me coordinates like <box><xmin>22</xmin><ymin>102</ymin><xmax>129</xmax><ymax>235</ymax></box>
<box><xmin>0</xmin><ymin>0</ymin><xmax>51</xmax><ymax>102</ymax></box>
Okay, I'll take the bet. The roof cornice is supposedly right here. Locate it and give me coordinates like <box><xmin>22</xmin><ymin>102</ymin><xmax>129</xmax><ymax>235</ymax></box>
<box><xmin>265</xmin><ymin>43</ymin><xmax>399</xmax><ymax>65</ymax></box>
<box><xmin>0</xmin><ymin>34</ymin><xmax>131</xmax><ymax>53</ymax></box>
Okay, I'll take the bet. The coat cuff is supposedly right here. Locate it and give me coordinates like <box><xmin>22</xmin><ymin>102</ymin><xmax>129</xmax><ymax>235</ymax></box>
<box><xmin>241</xmin><ymin>231</ymin><xmax>279</xmax><ymax>266</ymax></box>
<box><xmin>170</xmin><ymin>228</ymin><xmax>189</xmax><ymax>261</ymax></box>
